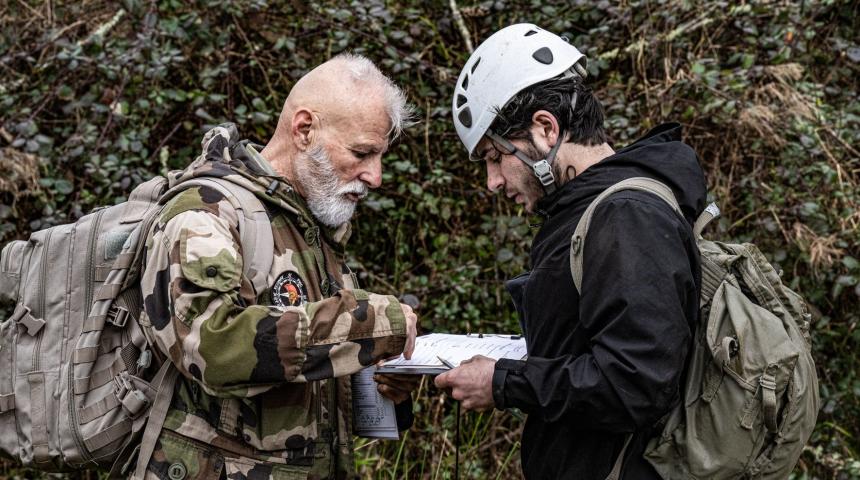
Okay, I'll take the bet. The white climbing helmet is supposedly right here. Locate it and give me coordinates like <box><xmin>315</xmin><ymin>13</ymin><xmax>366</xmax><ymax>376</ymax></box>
<box><xmin>452</xmin><ymin>23</ymin><xmax>588</xmax><ymax>158</ymax></box>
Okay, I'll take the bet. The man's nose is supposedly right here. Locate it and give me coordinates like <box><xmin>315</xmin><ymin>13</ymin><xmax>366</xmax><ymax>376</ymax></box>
<box><xmin>358</xmin><ymin>156</ymin><xmax>383</xmax><ymax>189</ymax></box>
<box><xmin>486</xmin><ymin>162</ymin><xmax>504</xmax><ymax>193</ymax></box>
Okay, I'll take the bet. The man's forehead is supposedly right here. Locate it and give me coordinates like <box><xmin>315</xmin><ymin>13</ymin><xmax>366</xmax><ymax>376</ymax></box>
<box><xmin>348</xmin><ymin>138</ymin><xmax>388</xmax><ymax>152</ymax></box>
<box><xmin>330</xmin><ymin>106</ymin><xmax>391</xmax><ymax>146</ymax></box>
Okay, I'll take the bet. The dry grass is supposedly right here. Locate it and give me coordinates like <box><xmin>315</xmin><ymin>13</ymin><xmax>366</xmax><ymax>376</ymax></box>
<box><xmin>792</xmin><ymin>222</ymin><xmax>845</xmax><ymax>277</ymax></box>
<box><xmin>738</xmin><ymin>63</ymin><xmax>819</xmax><ymax>148</ymax></box>
<box><xmin>0</xmin><ymin>147</ymin><xmax>42</xmax><ymax>197</ymax></box>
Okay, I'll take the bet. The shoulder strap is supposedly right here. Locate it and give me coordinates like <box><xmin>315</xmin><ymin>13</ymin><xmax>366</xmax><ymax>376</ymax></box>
<box><xmin>129</xmin><ymin>361</ymin><xmax>179</xmax><ymax>480</ymax></box>
<box><xmin>162</xmin><ymin>177</ymin><xmax>274</xmax><ymax>294</ymax></box>
<box><xmin>693</xmin><ymin>202</ymin><xmax>720</xmax><ymax>239</ymax></box>
<box><xmin>569</xmin><ymin>177</ymin><xmax>682</xmax><ymax>294</ymax></box>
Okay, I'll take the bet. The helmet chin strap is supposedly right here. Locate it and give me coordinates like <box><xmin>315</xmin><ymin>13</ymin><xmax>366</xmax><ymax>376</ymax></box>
<box><xmin>485</xmin><ymin>129</ymin><xmax>565</xmax><ymax>195</ymax></box>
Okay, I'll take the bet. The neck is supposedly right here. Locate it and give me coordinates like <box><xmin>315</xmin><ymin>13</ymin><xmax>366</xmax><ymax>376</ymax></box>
<box><xmin>553</xmin><ymin>142</ymin><xmax>614</xmax><ymax>184</ymax></box>
<box><xmin>260</xmin><ymin>136</ymin><xmax>305</xmax><ymax>197</ymax></box>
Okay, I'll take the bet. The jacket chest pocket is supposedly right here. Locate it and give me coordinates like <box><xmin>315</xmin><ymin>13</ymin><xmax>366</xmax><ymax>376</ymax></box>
<box><xmin>249</xmin><ymin>382</ymin><xmax>325</xmax><ymax>456</ymax></box>
<box><xmin>224</xmin><ymin>455</ymin><xmax>310</xmax><ymax>480</ymax></box>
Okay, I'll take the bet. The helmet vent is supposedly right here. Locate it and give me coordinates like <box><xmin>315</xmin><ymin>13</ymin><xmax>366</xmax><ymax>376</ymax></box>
<box><xmin>525</xmin><ymin>30</ymin><xmax>538</xmax><ymax>36</ymax></box>
<box><xmin>471</xmin><ymin>57</ymin><xmax>481</xmax><ymax>73</ymax></box>
<box><xmin>458</xmin><ymin>107</ymin><xmax>472</xmax><ymax>128</ymax></box>
<box><xmin>532</xmin><ymin>47</ymin><xmax>554</xmax><ymax>65</ymax></box>
<box><xmin>461</xmin><ymin>74</ymin><xmax>469</xmax><ymax>90</ymax></box>
<box><xmin>456</xmin><ymin>94</ymin><xmax>467</xmax><ymax>108</ymax></box>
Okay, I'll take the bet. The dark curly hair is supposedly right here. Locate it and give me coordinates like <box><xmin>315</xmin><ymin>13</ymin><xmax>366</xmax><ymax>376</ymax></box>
<box><xmin>490</xmin><ymin>73</ymin><xmax>607</xmax><ymax>146</ymax></box>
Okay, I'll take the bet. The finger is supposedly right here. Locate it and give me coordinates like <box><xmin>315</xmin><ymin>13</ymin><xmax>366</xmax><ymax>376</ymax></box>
<box><xmin>403</xmin><ymin>316</ymin><xmax>417</xmax><ymax>360</ymax></box>
<box><xmin>373</xmin><ymin>374</ymin><xmax>419</xmax><ymax>390</ymax></box>
<box><xmin>451</xmin><ymin>388</ymin><xmax>463</xmax><ymax>401</ymax></box>
<box><xmin>377</xmin><ymin>374</ymin><xmax>421</xmax><ymax>388</ymax></box>
<box><xmin>434</xmin><ymin>372</ymin><xmax>450</xmax><ymax>388</ymax></box>
<box><xmin>377</xmin><ymin>384</ymin><xmax>407</xmax><ymax>403</ymax></box>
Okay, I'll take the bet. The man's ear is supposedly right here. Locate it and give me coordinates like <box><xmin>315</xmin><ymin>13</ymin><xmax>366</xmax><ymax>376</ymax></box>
<box><xmin>291</xmin><ymin>108</ymin><xmax>315</xmax><ymax>150</ymax></box>
<box><xmin>530</xmin><ymin>110</ymin><xmax>560</xmax><ymax>149</ymax></box>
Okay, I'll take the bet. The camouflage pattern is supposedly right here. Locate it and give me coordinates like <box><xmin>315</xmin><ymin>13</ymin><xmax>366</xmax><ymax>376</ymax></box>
<box><xmin>138</xmin><ymin>124</ymin><xmax>407</xmax><ymax>480</ymax></box>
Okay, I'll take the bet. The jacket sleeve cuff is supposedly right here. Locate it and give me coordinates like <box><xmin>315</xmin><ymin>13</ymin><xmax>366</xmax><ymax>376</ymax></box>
<box><xmin>493</xmin><ymin>358</ymin><xmax>526</xmax><ymax>410</ymax></box>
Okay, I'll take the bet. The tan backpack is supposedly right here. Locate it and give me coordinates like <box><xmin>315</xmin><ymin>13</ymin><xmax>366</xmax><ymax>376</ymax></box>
<box><xmin>570</xmin><ymin>177</ymin><xmax>819</xmax><ymax>480</ymax></box>
<box><xmin>0</xmin><ymin>172</ymin><xmax>273</xmax><ymax>474</ymax></box>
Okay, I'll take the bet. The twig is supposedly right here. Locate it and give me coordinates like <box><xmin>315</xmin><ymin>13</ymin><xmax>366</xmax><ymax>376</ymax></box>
<box><xmin>149</xmin><ymin>121</ymin><xmax>182</xmax><ymax>168</ymax></box>
<box><xmin>815</xmin><ymin>131</ymin><xmax>846</xmax><ymax>193</ymax></box>
<box><xmin>821</xmin><ymin>126</ymin><xmax>860</xmax><ymax>161</ymax></box>
<box><xmin>77</xmin><ymin>9</ymin><xmax>126</xmax><ymax>47</ymax></box>
<box><xmin>15</xmin><ymin>0</ymin><xmax>44</xmax><ymax>20</ymax></box>
<box><xmin>769</xmin><ymin>207</ymin><xmax>792</xmax><ymax>246</ymax></box>
<box><xmin>424</xmin><ymin>99</ymin><xmax>431</xmax><ymax>166</ymax></box>
<box><xmin>449</xmin><ymin>0</ymin><xmax>473</xmax><ymax>53</ymax></box>
<box><xmin>231</xmin><ymin>14</ymin><xmax>278</xmax><ymax>104</ymax></box>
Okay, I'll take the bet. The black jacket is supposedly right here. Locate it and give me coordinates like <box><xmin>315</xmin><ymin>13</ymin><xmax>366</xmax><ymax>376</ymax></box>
<box><xmin>492</xmin><ymin>123</ymin><xmax>707</xmax><ymax>479</ymax></box>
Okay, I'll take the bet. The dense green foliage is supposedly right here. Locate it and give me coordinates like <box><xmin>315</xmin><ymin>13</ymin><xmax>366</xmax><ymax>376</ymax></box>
<box><xmin>1</xmin><ymin>0</ymin><xmax>858</xmax><ymax>478</ymax></box>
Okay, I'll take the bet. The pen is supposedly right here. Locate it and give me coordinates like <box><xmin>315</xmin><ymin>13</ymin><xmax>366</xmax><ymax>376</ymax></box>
<box><xmin>437</xmin><ymin>356</ymin><xmax>456</xmax><ymax>370</ymax></box>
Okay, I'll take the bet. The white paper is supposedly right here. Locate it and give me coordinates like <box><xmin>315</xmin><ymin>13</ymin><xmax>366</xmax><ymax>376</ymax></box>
<box><xmin>351</xmin><ymin>367</ymin><xmax>399</xmax><ymax>439</ymax></box>
<box><xmin>382</xmin><ymin>333</ymin><xmax>527</xmax><ymax>369</ymax></box>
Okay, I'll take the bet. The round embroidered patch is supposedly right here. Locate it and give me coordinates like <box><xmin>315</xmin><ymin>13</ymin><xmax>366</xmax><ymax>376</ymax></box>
<box><xmin>271</xmin><ymin>271</ymin><xmax>309</xmax><ymax>307</ymax></box>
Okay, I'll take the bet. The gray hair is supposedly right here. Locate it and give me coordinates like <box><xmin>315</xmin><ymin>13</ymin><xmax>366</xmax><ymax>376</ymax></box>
<box><xmin>333</xmin><ymin>52</ymin><xmax>415</xmax><ymax>140</ymax></box>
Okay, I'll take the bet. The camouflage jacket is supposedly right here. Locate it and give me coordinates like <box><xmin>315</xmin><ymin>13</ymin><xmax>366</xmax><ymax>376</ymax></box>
<box><xmin>138</xmin><ymin>125</ymin><xmax>407</xmax><ymax>480</ymax></box>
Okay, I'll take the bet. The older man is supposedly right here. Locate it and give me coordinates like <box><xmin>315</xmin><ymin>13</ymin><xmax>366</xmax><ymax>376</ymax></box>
<box><xmin>137</xmin><ymin>54</ymin><xmax>418</xmax><ymax>480</ymax></box>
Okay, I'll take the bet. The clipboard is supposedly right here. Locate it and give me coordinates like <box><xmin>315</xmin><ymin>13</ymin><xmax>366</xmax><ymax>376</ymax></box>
<box><xmin>375</xmin><ymin>333</ymin><xmax>527</xmax><ymax>375</ymax></box>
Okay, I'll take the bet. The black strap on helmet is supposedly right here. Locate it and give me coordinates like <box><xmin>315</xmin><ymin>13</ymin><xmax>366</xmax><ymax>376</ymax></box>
<box><xmin>485</xmin><ymin>129</ymin><xmax>565</xmax><ymax>195</ymax></box>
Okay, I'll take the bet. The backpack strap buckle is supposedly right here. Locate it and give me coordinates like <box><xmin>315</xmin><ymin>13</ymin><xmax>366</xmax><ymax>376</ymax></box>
<box><xmin>120</xmin><ymin>389</ymin><xmax>150</xmax><ymax>420</ymax></box>
<box><xmin>113</xmin><ymin>372</ymin><xmax>132</xmax><ymax>399</ymax></box>
<box><xmin>760</xmin><ymin>365</ymin><xmax>779</xmax><ymax>433</ymax></box>
<box><xmin>107</xmin><ymin>304</ymin><xmax>129</xmax><ymax>328</ymax></box>
<box><xmin>11</xmin><ymin>304</ymin><xmax>45</xmax><ymax>336</ymax></box>
<box><xmin>113</xmin><ymin>372</ymin><xmax>150</xmax><ymax>420</ymax></box>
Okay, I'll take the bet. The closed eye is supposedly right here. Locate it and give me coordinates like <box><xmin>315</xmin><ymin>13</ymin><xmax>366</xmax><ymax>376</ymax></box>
<box><xmin>483</xmin><ymin>150</ymin><xmax>502</xmax><ymax>164</ymax></box>
<box><xmin>352</xmin><ymin>150</ymin><xmax>372</xmax><ymax>160</ymax></box>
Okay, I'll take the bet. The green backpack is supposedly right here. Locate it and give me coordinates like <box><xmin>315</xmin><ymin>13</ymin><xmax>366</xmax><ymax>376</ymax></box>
<box><xmin>569</xmin><ymin>177</ymin><xmax>819</xmax><ymax>480</ymax></box>
<box><xmin>0</xmin><ymin>136</ymin><xmax>274</xmax><ymax>474</ymax></box>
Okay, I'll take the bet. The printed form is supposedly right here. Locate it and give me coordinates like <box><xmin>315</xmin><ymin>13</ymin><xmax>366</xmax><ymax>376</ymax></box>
<box><xmin>377</xmin><ymin>333</ymin><xmax>527</xmax><ymax>375</ymax></box>
<box><xmin>352</xmin><ymin>367</ymin><xmax>399</xmax><ymax>439</ymax></box>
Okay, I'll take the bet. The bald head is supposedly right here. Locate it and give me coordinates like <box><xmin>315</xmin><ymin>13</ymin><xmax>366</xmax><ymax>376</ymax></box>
<box><xmin>275</xmin><ymin>54</ymin><xmax>410</xmax><ymax>143</ymax></box>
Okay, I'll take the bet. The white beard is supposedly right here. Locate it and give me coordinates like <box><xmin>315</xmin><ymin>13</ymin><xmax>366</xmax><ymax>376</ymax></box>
<box><xmin>295</xmin><ymin>145</ymin><xmax>368</xmax><ymax>228</ymax></box>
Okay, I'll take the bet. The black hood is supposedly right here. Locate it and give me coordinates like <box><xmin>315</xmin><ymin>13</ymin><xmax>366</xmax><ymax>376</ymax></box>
<box><xmin>538</xmin><ymin>123</ymin><xmax>707</xmax><ymax>226</ymax></box>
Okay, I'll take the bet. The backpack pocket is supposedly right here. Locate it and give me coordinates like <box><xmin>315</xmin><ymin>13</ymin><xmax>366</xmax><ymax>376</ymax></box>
<box><xmin>0</xmin><ymin>316</ymin><xmax>20</xmax><ymax>459</ymax></box>
<box><xmin>0</xmin><ymin>240</ymin><xmax>27</xmax><ymax>304</ymax></box>
<box><xmin>646</xmin><ymin>277</ymin><xmax>801</xmax><ymax>479</ymax></box>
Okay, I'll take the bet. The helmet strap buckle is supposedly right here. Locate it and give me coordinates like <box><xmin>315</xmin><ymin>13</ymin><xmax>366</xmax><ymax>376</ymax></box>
<box><xmin>532</xmin><ymin>160</ymin><xmax>554</xmax><ymax>187</ymax></box>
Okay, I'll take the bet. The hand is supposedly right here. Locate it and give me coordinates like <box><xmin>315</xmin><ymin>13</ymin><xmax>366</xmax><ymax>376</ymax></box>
<box><xmin>434</xmin><ymin>355</ymin><xmax>496</xmax><ymax>411</ymax></box>
<box><xmin>374</xmin><ymin>370</ymin><xmax>421</xmax><ymax>404</ymax></box>
<box><xmin>400</xmin><ymin>303</ymin><xmax>418</xmax><ymax>359</ymax></box>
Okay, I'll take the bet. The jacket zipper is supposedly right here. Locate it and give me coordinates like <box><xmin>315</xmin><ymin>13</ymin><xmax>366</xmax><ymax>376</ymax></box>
<box><xmin>84</xmin><ymin>210</ymin><xmax>105</xmax><ymax>310</ymax></box>
<box><xmin>32</xmin><ymin>228</ymin><xmax>53</xmax><ymax>372</ymax></box>
<box><xmin>68</xmin><ymin>211</ymin><xmax>104</xmax><ymax>464</ymax></box>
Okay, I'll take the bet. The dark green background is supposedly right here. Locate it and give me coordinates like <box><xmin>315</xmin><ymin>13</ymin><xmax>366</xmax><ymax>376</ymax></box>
<box><xmin>1</xmin><ymin>1</ymin><xmax>857</xmax><ymax>478</ymax></box>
